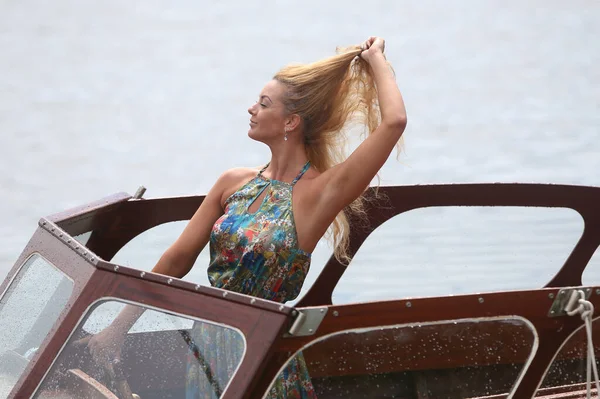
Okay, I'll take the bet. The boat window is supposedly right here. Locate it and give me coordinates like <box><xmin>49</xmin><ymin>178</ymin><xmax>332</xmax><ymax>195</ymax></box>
<box><xmin>581</xmin><ymin>246</ymin><xmax>600</xmax><ymax>285</ymax></box>
<box><xmin>0</xmin><ymin>254</ymin><xmax>73</xmax><ymax>398</ymax></box>
<box><xmin>73</xmin><ymin>231</ymin><xmax>92</xmax><ymax>246</ymax></box>
<box><xmin>536</xmin><ymin>316</ymin><xmax>600</xmax><ymax>397</ymax></box>
<box><xmin>112</xmin><ymin>221</ymin><xmax>212</xmax><ymax>286</ymax></box>
<box><xmin>81</xmin><ymin>297</ymin><xmax>195</xmax><ymax>333</ymax></box>
<box><xmin>271</xmin><ymin>317</ymin><xmax>536</xmax><ymax>399</ymax></box>
<box><xmin>34</xmin><ymin>299</ymin><xmax>246</xmax><ymax>399</ymax></box>
<box><xmin>333</xmin><ymin>206</ymin><xmax>582</xmax><ymax>303</ymax></box>
<box><xmin>111</xmin><ymin>221</ymin><xmax>332</xmax><ymax>306</ymax></box>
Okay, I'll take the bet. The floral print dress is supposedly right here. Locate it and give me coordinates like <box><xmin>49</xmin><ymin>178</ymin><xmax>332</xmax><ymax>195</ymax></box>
<box><xmin>185</xmin><ymin>162</ymin><xmax>317</xmax><ymax>399</ymax></box>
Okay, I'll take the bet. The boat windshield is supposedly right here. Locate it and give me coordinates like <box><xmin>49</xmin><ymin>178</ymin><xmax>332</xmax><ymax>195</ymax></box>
<box><xmin>0</xmin><ymin>254</ymin><xmax>73</xmax><ymax>398</ymax></box>
<box><xmin>33</xmin><ymin>299</ymin><xmax>246</xmax><ymax>399</ymax></box>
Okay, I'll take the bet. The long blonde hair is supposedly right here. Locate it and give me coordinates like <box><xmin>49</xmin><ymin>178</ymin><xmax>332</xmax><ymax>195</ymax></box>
<box><xmin>274</xmin><ymin>45</ymin><xmax>398</xmax><ymax>263</ymax></box>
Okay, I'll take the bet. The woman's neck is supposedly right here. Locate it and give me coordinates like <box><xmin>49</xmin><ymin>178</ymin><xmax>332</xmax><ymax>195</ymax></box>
<box><xmin>265</xmin><ymin>143</ymin><xmax>310</xmax><ymax>182</ymax></box>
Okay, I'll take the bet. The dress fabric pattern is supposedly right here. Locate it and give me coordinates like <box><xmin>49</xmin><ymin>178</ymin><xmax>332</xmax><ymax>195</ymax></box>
<box><xmin>185</xmin><ymin>162</ymin><xmax>317</xmax><ymax>399</ymax></box>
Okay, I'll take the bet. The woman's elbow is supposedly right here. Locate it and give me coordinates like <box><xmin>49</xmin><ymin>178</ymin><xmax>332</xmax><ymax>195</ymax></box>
<box><xmin>154</xmin><ymin>248</ymin><xmax>195</xmax><ymax>278</ymax></box>
<box><xmin>393</xmin><ymin>111</ymin><xmax>408</xmax><ymax>128</ymax></box>
<box><xmin>383</xmin><ymin>114</ymin><xmax>407</xmax><ymax>134</ymax></box>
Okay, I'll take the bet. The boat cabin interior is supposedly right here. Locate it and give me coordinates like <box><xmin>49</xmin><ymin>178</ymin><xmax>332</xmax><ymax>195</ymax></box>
<box><xmin>1</xmin><ymin>183</ymin><xmax>600</xmax><ymax>398</ymax></box>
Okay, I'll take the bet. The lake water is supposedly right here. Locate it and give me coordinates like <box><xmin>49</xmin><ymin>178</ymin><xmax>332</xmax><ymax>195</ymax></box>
<box><xmin>1</xmin><ymin>0</ymin><xmax>599</xmax><ymax>304</ymax></box>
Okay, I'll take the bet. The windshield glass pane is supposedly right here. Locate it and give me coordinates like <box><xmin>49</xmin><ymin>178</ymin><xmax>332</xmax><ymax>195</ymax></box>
<box><xmin>536</xmin><ymin>316</ymin><xmax>600</xmax><ymax>397</ymax></box>
<box><xmin>34</xmin><ymin>299</ymin><xmax>246</xmax><ymax>399</ymax></box>
<box><xmin>272</xmin><ymin>317</ymin><xmax>536</xmax><ymax>398</ymax></box>
<box><xmin>0</xmin><ymin>254</ymin><xmax>73</xmax><ymax>398</ymax></box>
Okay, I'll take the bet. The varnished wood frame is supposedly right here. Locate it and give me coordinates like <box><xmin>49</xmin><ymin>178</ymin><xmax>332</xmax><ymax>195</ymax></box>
<box><xmin>2</xmin><ymin>183</ymin><xmax>599</xmax><ymax>398</ymax></box>
<box><xmin>256</xmin><ymin>288</ymin><xmax>600</xmax><ymax>398</ymax></box>
<box><xmin>41</xmin><ymin>184</ymin><xmax>600</xmax><ymax>302</ymax></box>
<box><xmin>298</xmin><ymin>183</ymin><xmax>600</xmax><ymax>306</ymax></box>
<box><xmin>5</xmin><ymin>229</ymin><xmax>294</xmax><ymax>399</ymax></box>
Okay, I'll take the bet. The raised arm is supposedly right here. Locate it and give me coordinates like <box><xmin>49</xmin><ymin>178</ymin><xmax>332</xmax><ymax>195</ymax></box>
<box><xmin>317</xmin><ymin>37</ymin><xmax>407</xmax><ymax>214</ymax></box>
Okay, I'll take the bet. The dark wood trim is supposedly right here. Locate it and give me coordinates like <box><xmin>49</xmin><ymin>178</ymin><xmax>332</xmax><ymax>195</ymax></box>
<box><xmin>6</xmin><ymin>182</ymin><xmax>597</xmax><ymax>398</ymax></box>
<box><xmin>94</xmin><ymin>260</ymin><xmax>294</xmax><ymax>316</ymax></box>
<box><xmin>8</xmin><ymin>228</ymin><xmax>96</xmax><ymax>398</ymax></box>
<box><xmin>254</xmin><ymin>288</ymin><xmax>598</xmax><ymax>398</ymax></box>
<box><xmin>298</xmin><ymin>184</ymin><xmax>600</xmax><ymax>306</ymax></box>
<box><xmin>38</xmin><ymin>184</ymin><xmax>600</xmax><ymax>308</ymax></box>
<box><xmin>86</xmin><ymin>196</ymin><xmax>205</xmax><ymax>261</ymax></box>
<box><xmin>49</xmin><ymin>192</ymin><xmax>131</xmax><ymax>235</ymax></box>
<box><xmin>12</xmin><ymin>267</ymin><xmax>292</xmax><ymax>398</ymax></box>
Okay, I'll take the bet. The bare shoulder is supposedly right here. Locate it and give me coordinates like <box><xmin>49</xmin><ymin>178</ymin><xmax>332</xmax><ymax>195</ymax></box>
<box><xmin>216</xmin><ymin>166</ymin><xmax>262</xmax><ymax>207</ymax></box>
<box><xmin>218</xmin><ymin>166</ymin><xmax>260</xmax><ymax>183</ymax></box>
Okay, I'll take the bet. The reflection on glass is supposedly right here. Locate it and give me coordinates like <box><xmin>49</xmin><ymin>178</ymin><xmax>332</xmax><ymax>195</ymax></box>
<box><xmin>537</xmin><ymin>318</ymin><xmax>600</xmax><ymax>397</ymax></box>
<box><xmin>274</xmin><ymin>318</ymin><xmax>536</xmax><ymax>399</ymax></box>
<box><xmin>0</xmin><ymin>254</ymin><xmax>73</xmax><ymax>399</ymax></box>
<box><xmin>81</xmin><ymin>301</ymin><xmax>194</xmax><ymax>334</ymax></box>
<box><xmin>34</xmin><ymin>300</ymin><xmax>245</xmax><ymax>399</ymax></box>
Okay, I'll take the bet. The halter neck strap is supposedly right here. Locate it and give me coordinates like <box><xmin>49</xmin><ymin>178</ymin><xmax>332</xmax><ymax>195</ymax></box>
<box><xmin>257</xmin><ymin>161</ymin><xmax>311</xmax><ymax>186</ymax></box>
<box><xmin>291</xmin><ymin>161</ymin><xmax>311</xmax><ymax>186</ymax></box>
<box><xmin>258</xmin><ymin>164</ymin><xmax>269</xmax><ymax>175</ymax></box>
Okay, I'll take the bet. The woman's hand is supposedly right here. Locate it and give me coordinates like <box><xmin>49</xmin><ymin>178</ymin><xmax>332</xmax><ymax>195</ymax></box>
<box><xmin>85</xmin><ymin>327</ymin><xmax>126</xmax><ymax>367</ymax></box>
<box><xmin>360</xmin><ymin>36</ymin><xmax>385</xmax><ymax>63</ymax></box>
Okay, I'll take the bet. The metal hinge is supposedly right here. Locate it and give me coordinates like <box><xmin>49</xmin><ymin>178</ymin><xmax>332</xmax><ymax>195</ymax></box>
<box><xmin>548</xmin><ymin>287</ymin><xmax>592</xmax><ymax>317</ymax></box>
<box><xmin>285</xmin><ymin>307</ymin><xmax>328</xmax><ymax>337</ymax></box>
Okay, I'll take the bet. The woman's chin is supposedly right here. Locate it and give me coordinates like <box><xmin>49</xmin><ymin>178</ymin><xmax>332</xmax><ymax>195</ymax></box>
<box><xmin>248</xmin><ymin>128</ymin><xmax>264</xmax><ymax>141</ymax></box>
<box><xmin>247</xmin><ymin>129</ymin><xmax>275</xmax><ymax>144</ymax></box>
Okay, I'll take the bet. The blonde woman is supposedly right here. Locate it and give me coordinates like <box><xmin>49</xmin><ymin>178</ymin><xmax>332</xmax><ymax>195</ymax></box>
<box><xmin>88</xmin><ymin>36</ymin><xmax>407</xmax><ymax>398</ymax></box>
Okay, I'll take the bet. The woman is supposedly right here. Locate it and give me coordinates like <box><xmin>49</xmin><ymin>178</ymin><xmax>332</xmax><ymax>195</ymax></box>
<box><xmin>88</xmin><ymin>36</ymin><xmax>407</xmax><ymax>398</ymax></box>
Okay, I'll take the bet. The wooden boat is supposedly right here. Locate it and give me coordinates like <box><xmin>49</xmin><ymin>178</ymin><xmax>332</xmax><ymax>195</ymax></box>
<box><xmin>1</xmin><ymin>183</ymin><xmax>600</xmax><ymax>398</ymax></box>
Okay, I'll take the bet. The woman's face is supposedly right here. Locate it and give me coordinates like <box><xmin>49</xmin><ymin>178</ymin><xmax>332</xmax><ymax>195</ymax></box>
<box><xmin>247</xmin><ymin>80</ymin><xmax>289</xmax><ymax>143</ymax></box>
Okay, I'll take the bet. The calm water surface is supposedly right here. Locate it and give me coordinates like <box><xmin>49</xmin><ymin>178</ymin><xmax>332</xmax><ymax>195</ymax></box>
<box><xmin>1</xmin><ymin>1</ymin><xmax>599</xmax><ymax>304</ymax></box>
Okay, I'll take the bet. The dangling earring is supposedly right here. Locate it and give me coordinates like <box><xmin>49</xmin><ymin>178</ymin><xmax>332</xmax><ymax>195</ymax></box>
<box><xmin>284</xmin><ymin>128</ymin><xmax>289</xmax><ymax>141</ymax></box>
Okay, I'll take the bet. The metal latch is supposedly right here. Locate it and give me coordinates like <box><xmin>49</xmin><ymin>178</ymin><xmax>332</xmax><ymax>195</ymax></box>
<box><xmin>548</xmin><ymin>287</ymin><xmax>592</xmax><ymax>317</ymax></box>
<box><xmin>286</xmin><ymin>307</ymin><xmax>328</xmax><ymax>337</ymax></box>
<box><xmin>133</xmin><ymin>186</ymin><xmax>147</xmax><ymax>199</ymax></box>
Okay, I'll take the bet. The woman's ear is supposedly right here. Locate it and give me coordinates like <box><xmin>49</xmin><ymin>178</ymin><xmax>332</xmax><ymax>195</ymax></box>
<box><xmin>285</xmin><ymin>114</ymin><xmax>302</xmax><ymax>132</ymax></box>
